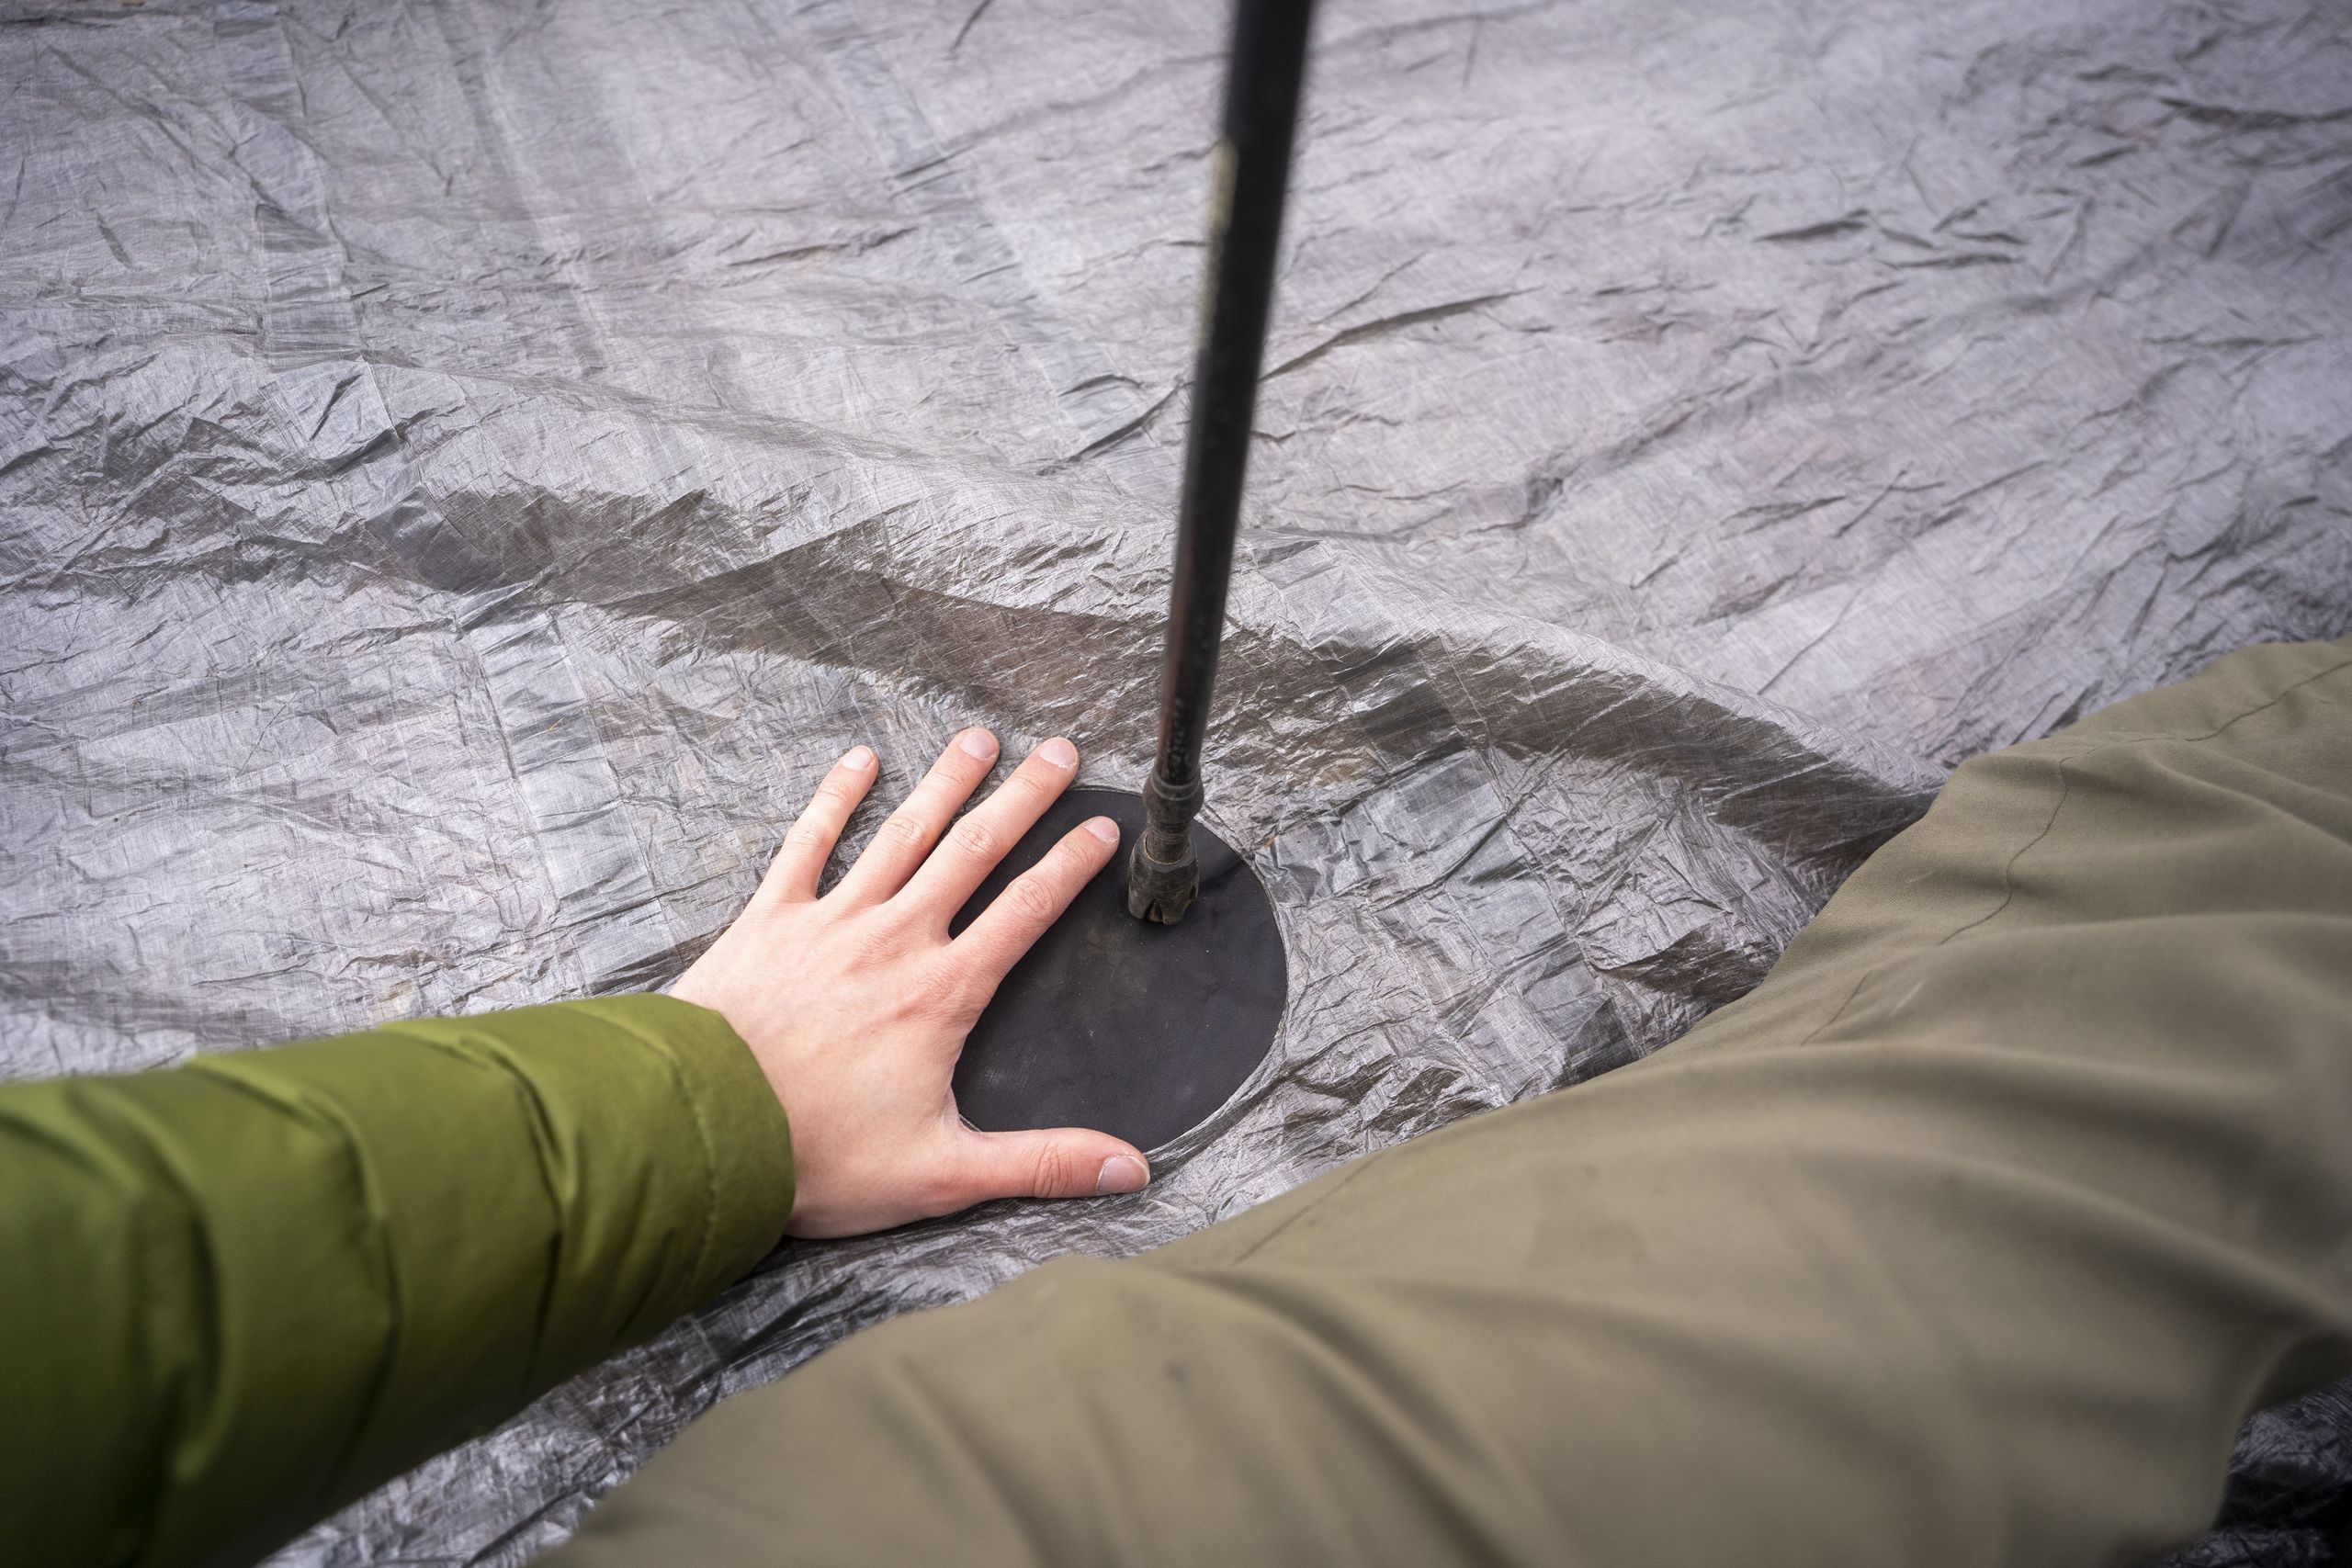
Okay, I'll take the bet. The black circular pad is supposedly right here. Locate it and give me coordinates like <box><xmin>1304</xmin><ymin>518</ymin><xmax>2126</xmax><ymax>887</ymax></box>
<box><xmin>949</xmin><ymin>786</ymin><xmax>1286</xmax><ymax>1153</ymax></box>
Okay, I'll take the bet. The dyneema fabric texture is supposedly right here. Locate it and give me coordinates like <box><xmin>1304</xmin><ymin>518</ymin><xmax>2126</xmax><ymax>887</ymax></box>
<box><xmin>3</xmin><ymin>0</ymin><xmax>2348</xmax><ymax>1560</ymax></box>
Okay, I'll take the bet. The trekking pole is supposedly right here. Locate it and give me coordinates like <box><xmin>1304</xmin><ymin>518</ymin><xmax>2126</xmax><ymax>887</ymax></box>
<box><xmin>1127</xmin><ymin>0</ymin><xmax>1316</xmax><ymax>925</ymax></box>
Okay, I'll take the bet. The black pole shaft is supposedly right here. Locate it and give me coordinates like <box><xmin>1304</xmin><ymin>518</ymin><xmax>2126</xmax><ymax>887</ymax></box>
<box><xmin>1128</xmin><ymin>0</ymin><xmax>1315</xmax><ymax>925</ymax></box>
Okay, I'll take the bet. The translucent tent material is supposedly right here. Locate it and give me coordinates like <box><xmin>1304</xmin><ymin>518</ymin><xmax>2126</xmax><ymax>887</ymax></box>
<box><xmin>3</xmin><ymin>0</ymin><xmax>2347</xmax><ymax>1561</ymax></box>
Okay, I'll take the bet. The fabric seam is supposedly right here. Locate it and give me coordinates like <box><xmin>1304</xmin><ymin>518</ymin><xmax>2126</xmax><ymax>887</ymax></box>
<box><xmin>1793</xmin><ymin>652</ymin><xmax>2352</xmax><ymax>1048</ymax></box>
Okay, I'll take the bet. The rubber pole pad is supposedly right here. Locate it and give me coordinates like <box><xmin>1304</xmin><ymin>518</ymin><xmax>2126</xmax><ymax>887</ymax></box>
<box><xmin>949</xmin><ymin>787</ymin><xmax>1287</xmax><ymax>1153</ymax></box>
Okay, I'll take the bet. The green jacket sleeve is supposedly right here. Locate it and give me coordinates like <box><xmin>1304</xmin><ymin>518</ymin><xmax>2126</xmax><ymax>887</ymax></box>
<box><xmin>0</xmin><ymin>994</ymin><xmax>793</xmax><ymax>1568</ymax></box>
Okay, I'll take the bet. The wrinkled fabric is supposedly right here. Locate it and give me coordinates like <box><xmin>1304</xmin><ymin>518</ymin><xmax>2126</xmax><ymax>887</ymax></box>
<box><xmin>0</xmin><ymin>0</ymin><xmax>2345</xmax><ymax>1562</ymax></box>
<box><xmin>560</xmin><ymin>637</ymin><xmax>2352</xmax><ymax>1568</ymax></box>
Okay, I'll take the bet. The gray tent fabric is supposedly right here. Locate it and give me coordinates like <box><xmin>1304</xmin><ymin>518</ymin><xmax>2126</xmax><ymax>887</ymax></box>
<box><xmin>3</xmin><ymin>0</ymin><xmax>2347</xmax><ymax>1562</ymax></box>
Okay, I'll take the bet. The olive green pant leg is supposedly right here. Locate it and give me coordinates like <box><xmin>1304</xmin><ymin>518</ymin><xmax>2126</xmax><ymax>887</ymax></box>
<box><xmin>560</xmin><ymin>637</ymin><xmax>2352</xmax><ymax>1568</ymax></box>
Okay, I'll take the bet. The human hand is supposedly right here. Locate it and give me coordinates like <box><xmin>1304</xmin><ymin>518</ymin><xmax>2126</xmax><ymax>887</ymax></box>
<box><xmin>671</xmin><ymin>729</ymin><xmax>1151</xmax><ymax>1238</ymax></box>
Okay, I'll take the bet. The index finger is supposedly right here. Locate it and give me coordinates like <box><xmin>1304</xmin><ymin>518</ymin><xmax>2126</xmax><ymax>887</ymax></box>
<box><xmin>949</xmin><ymin>817</ymin><xmax>1122</xmax><ymax>984</ymax></box>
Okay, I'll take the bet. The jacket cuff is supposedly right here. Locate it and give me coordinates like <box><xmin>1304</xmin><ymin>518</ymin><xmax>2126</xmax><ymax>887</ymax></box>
<box><xmin>578</xmin><ymin>994</ymin><xmax>796</xmax><ymax>1292</ymax></box>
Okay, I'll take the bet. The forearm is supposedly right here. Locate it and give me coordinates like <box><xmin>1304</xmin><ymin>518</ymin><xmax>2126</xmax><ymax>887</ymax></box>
<box><xmin>0</xmin><ymin>718</ymin><xmax>1141</xmax><ymax>1568</ymax></box>
<box><xmin>0</xmin><ymin>995</ymin><xmax>791</xmax><ymax>1568</ymax></box>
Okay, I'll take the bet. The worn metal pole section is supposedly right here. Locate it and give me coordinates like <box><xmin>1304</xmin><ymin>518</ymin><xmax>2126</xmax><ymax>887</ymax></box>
<box><xmin>1128</xmin><ymin>0</ymin><xmax>1315</xmax><ymax>925</ymax></box>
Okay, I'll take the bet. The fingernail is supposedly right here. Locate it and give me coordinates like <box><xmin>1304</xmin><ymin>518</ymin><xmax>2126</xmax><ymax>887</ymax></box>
<box><xmin>1083</xmin><ymin>816</ymin><xmax>1118</xmax><ymax>845</ymax></box>
<box><xmin>1096</xmin><ymin>1155</ymin><xmax>1149</xmax><ymax>1195</ymax></box>
<box><xmin>958</xmin><ymin>728</ymin><xmax>998</xmax><ymax>760</ymax></box>
<box><xmin>1038</xmin><ymin>737</ymin><xmax>1078</xmax><ymax>768</ymax></box>
<box><xmin>841</xmin><ymin>744</ymin><xmax>875</xmax><ymax>770</ymax></box>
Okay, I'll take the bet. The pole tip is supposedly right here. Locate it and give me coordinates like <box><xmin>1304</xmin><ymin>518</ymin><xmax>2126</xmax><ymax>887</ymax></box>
<box><xmin>1125</xmin><ymin>839</ymin><xmax>1199</xmax><ymax>925</ymax></box>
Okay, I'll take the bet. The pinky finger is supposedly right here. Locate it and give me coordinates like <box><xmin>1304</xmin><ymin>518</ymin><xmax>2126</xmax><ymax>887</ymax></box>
<box><xmin>951</xmin><ymin>817</ymin><xmax>1121</xmax><ymax>982</ymax></box>
<box><xmin>760</xmin><ymin>745</ymin><xmax>878</xmax><ymax>903</ymax></box>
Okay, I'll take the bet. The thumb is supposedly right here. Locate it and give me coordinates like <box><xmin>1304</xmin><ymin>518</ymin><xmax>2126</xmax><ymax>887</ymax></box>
<box><xmin>953</xmin><ymin>1126</ymin><xmax>1152</xmax><ymax>1205</ymax></box>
